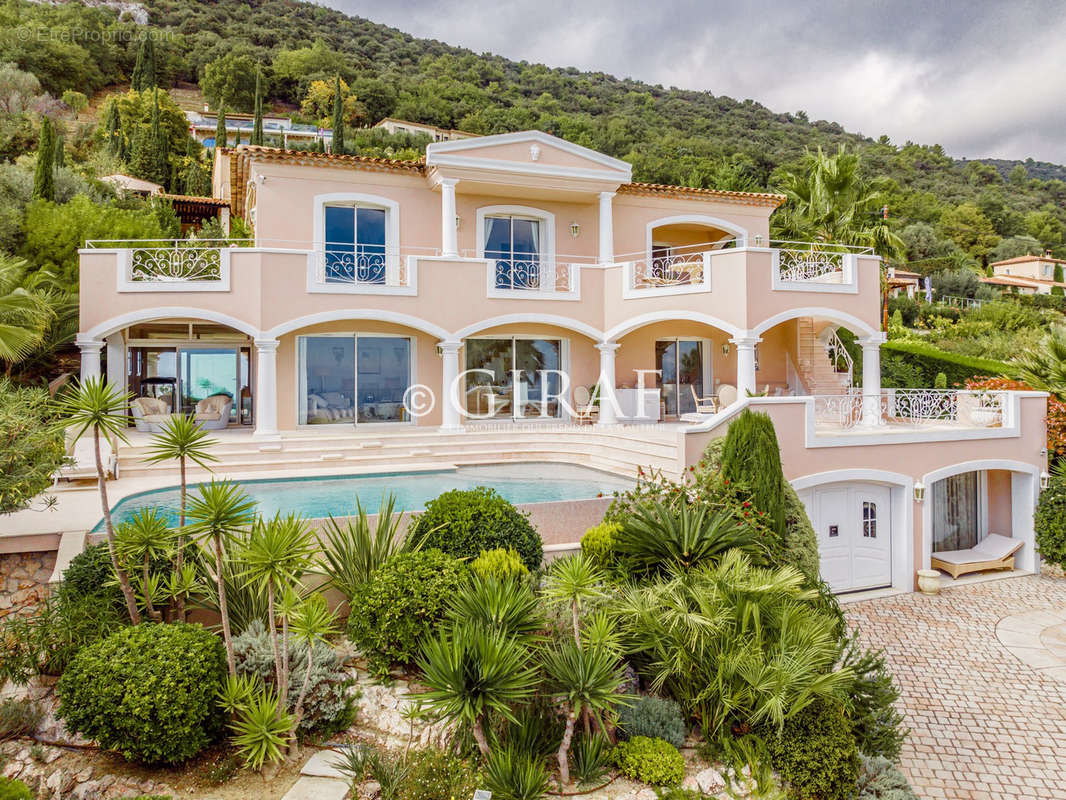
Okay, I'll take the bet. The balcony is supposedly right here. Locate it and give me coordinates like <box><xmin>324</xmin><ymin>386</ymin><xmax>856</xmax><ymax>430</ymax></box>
<box><xmin>812</xmin><ymin>389</ymin><xmax>1007</xmax><ymax>431</ymax></box>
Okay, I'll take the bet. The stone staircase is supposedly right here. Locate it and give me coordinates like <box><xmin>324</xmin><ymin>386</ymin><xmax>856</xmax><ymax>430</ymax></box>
<box><xmin>796</xmin><ymin>318</ymin><xmax>852</xmax><ymax>395</ymax></box>
<box><xmin>115</xmin><ymin>424</ymin><xmax>687</xmax><ymax>482</ymax></box>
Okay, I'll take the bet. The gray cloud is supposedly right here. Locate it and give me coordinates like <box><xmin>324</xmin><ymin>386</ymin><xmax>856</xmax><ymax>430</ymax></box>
<box><xmin>327</xmin><ymin>0</ymin><xmax>1066</xmax><ymax>164</ymax></box>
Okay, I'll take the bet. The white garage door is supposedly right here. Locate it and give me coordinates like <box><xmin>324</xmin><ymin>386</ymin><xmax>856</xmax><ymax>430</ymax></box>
<box><xmin>801</xmin><ymin>483</ymin><xmax>892</xmax><ymax>593</ymax></box>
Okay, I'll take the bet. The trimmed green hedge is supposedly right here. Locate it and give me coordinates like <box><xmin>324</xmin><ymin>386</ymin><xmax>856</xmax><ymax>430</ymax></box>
<box><xmin>881</xmin><ymin>340</ymin><xmax>1013</xmax><ymax>388</ymax></box>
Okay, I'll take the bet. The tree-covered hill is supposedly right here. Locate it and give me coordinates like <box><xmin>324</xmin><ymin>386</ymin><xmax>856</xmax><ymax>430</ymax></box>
<box><xmin>0</xmin><ymin>0</ymin><xmax>1064</xmax><ymax>266</ymax></box>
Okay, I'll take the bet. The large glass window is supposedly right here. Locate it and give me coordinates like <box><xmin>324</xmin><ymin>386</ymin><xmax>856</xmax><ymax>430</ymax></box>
<box><xmin>129</xmin><ymin>345</ymin><xmax>246</xmax><ymax>425</ymax></box>
<box><xmin>324</xmin><ymin>205</ymin><xmax>387</xmax><ymax>284</ymax></box>
<box><xmin>485</xmin><ymin>216</ymin><xmax>541</xmax><ymax>290</ymax></box>
<box><xmin>128</xmin><ymin>347</ymin><xmax>177</xmax><ymax>412</ymax></box>
<box><xmin>932</xmin><ymin>472</ymin><xmax>981</xmax><ymax>551</ymax></box>
<box><xmin>655</xmin><ymin>339</ymin><xmax>706</xmax><ymax>416</ymax></box>
<box><xmin>465</xmin><ymin>337</ymin><xmax>562</xmax><ymax>419</ymax></box>
<box><xmin>179</xmin><ymin>348</ymin><xmax>240</xmax><ymax>422</ymax></box>
<box><xmin>299</xmin><ymin>335</ymin><xmax>412</xmax><ymax>425</ymax></box>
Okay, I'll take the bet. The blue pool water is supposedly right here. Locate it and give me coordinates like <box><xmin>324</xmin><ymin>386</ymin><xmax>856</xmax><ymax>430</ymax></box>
<box><xmin>93</xmin><ymin>463</ymin><xmax>633</xmax><ymax>531</ymax></box>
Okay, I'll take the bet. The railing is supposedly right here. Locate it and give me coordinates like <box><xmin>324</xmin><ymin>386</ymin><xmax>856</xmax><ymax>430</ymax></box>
<box><xmin>488</xmin><ymin>256</ymin><xmax>576</xmax><ymax>294</ymax></box>
<box><xmin>812</xmin><ymin>389</ymin><xmax>1005</xmax><ymax>430</ymax></box>
<box><xmin>822</xmin><ymin>328</ymin><xmax>854</xmax><ymax>382</ymax></box>
<box><xmin>311</xmin><ymin>246</ymin><xmax>437</xmax><ymax>289</ymax></box>
<box><xmin>622</xmin><ymin>240</ymin><xmax>734</xmax><ymax>290</ymax></box>
<box><xmin>86</xmin><ymin>239</ymin><xmax>250</xmax><ymax>284</ymax></box>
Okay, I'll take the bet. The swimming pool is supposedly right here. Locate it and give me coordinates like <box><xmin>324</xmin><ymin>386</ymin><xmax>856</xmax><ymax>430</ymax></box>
<box><xmin>92</xmin><ymin>463</ymin><xmax>634</xmax><ymax>531</ymax></box>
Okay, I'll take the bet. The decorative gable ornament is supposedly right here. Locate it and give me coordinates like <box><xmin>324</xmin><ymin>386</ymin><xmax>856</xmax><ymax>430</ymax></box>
<box><xmin>529</xmin><ymin>144</ymin><xmax>540</xmax><ymax>161</ymax></box>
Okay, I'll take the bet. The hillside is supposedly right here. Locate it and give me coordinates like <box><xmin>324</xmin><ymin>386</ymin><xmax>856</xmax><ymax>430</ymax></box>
<box><xmin>0</xmin><ymin>0</ymin><xmax>1064</xmax><ymax>264</ymax></box>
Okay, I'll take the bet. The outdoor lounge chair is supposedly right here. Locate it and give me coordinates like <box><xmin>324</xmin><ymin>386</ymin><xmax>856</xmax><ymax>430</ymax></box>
<box><xmin>689</xmin><ymin>384</ymin><xmax>718</xmax><ymax>414</ymax></box>
<box><xmin>573</xmin><ymin>385</ymin><xmax>598</xmax><ymax>423</ymax></box>
<box><xmin>53</xmin><ymin>430</ymin><xmax>118</xmax><ymax>484</ymax></box>
<box><xmin>930</xmin><ymin>533</ymin><xmax>1024</xmax><ymax>579</ymax></box>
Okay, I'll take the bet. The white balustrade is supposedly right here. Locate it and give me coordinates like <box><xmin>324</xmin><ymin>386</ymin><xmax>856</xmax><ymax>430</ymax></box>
<box><xmin>812</xmin><ymin>389</ymin><xmax>1005</xmax><ymax>430</ymax></box>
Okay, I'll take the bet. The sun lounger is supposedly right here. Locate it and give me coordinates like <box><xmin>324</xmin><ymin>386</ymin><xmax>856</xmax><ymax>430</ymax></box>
<box><xmin>930</xmin><ymin>533</ymin><xmax>1023</xmax><ymax>579</ymax></box>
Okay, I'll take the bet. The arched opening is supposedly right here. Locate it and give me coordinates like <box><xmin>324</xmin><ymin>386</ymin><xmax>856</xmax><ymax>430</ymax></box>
<box><xmin>640</xmin><ymin>215</ymin><xmax>745</xmax><ymax>286</ymax></box>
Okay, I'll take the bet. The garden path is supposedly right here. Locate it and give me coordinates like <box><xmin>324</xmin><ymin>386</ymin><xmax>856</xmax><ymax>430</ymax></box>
<box><xmin>846</xmin><ymin>574</ymin><xmax>1066</xmax><ymax>799</ymax></box>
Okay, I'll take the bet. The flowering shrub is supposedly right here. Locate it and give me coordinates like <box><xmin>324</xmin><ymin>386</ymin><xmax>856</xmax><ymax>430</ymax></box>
<box><xmin>965</xmin><ymin>377</ymin><xmax>1066</xmax><ymax>458</ymax></box>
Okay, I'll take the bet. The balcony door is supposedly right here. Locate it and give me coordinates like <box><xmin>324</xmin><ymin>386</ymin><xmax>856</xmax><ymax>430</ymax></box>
<box><xmin>656</xmin><ymin>339</ymin><xmax>711</xmax><ymax>416</ymax></box>
<box><xmin>485</xmin><ymin>215</ymin><xmax>541</xmax><ymax>290</ymax></box>
<box><xmin>465</xmin><ymin>337</ymin><xmax>563</xmax><ymax>420</ymax></box>
<box><xmin>299</xmin><ymin>335</ymin><xmax>413</xmax><ymax>425</ymax></box>
<box><xmin>324</xmin><ymin>204</ymin><xmax>387</xmax><ymax>284</ymax></box>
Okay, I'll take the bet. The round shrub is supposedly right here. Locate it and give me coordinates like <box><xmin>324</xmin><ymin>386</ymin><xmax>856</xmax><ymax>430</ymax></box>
<box><xmin>616</xmin><ymin>695</ymin><xmax>686</xmax><ymax>749</ymax></box>
<box><xmin>56</xmin><ymin>623</ymin><xmax>227</xmax><ymax>764</ymax></box>
<box><xmin>612</xmin><ymin>735</ymin><xmax>685</xmax><ymax>786</ymax></box>
<box><xmin>347</xmin><ymin>549</ymin><xmax>467</xmax><ymax>675</ymax></box>
<box><xmin>0</xmin><ymin>777</ymin><xmax>32</xmax><ymax>800</ymax></box>
<box><xmin>471</xmin><ymin>547</ymin><xmax>529</xmax><ymax>581</ymax></box>
<box><xmin>581</xmin><ymin>522</ymin><xmax>620</xmax><ymax>568</ymax></box>
<box><xmin>1035</xmin><ymin>475</ymin><xmax>1066</xmax><ymax>569</ymax></box>
<box><xmin>764</xmin><ymin>699</ymin><xmax>859</xmax><ymax>800</ymax></box>
<box><xmin>57</xmin><ymin>542</ymin><xmax>124</xmax><ymax>609</ymax></box>
<box><xmin>407</xmin><ymin>488</ymin><xmax>542</xmax><ymax>570</ymax></box>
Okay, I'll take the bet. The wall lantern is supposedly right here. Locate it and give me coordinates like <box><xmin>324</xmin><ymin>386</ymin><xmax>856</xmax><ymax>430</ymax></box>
<box><xmin>570</xmin><ymin>221</ymin><xmax>580</xmax><ymax>238</ymax></box>
<box><xmin>1042</xmin><ymin>471</ymin><xmax>1051</xmax><ymax>490</ymax></box>
<box><xmin>721</xmin><ymin>343</ymin><xmax>730</xmax><ymax>356</ymax></box>
<box><xmin>455</xmin><ymin>215</ymin><xmax>461</xmax><ymax>230</ymax></box>
<box><xmin>913</xmin><ymin>481</ymin><xmax>925</xmax><ymax>503</ymax></box>
<box><xmin>753</xmin><ymin>234</ymin><xmax>763</xmax><ymax>247</ymax></box>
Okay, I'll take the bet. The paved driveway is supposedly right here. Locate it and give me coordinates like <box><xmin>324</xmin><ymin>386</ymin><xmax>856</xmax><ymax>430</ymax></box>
<box><xmin>846</xmin><ymin>575</ymin><xmax>1066</xmax><ymax>799</ymax></box>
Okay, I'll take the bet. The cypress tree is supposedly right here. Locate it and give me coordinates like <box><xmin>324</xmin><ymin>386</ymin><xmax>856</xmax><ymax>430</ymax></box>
<box><xmin>331</xmin><ymin>74</ymin><xmax>344</xmax><ymax>154</ymax></box>
<box><xmin>131</xmin><ymin>35</ymin><xmax>156</xmax><ymax>92</ymax></box>
<box><xmin>1055</xmin><ymin>263</ymin><xmax>1064</xmax><ymax>284</ymax></box>
<box><xmin>720</xmin><ymin>409</ymin><xmax>786</xmax><ymax>544</ymax></box>
<box><xmin>32</xmin><ymin>117</ymin><xmax>55</xmax><ymax>201</ymax></box>
<box><xmin>215</xmin><ymin>105</ymin><xmax>226</xmax><ymax>149</ymax></box>
<box><xmin>251</xmin><ymin>66</ymin><xmax>263</xmax><ymax>146</ymax></box>
<box><xmin>150</xmin><ymin>89</ymin><xmax>169</xmax><ymax>187</ymax></box>
<box><xmin>53</xmin><ymin>130</ymin><xmax>65</xmax><ymax>169</ymax></box>
<box><xmin>104</xmin><ymin>100</ymin><xmax>123</xmax><ymax>157</ymax></box>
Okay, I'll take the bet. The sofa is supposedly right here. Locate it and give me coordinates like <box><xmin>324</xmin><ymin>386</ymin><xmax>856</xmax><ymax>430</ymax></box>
<box><xmin>130</xmin><ymin>396</ymin><xmax>175</xmax><ymax>432</ymax></box>
<box><xmin>194</xmin><ymin>394</ymin><xmax>233</xmax><ymax>430</ymax></box>
<box><xmin>307</xmin><ymin>392</ymin><xmax>354</xmax><ymax>424</ymax></box>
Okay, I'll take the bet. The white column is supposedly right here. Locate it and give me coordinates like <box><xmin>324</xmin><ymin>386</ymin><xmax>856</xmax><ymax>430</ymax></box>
<box><xmin>439</xmin><ymin>341</ymin><xmax>462</xmax><ymax>430</ymax></box>
<box><xmin>105</xmin><ymin>333</ymin><xmax>124</xmax><ymax>389</ymax></box>
<box><xmin>859</xmin><ymin>334</ymin><xmax>885</xmax><ymax>426</ymax></box>
<box><xmin>440</xmin><ymin>178</ymin><xmax>459</xmax><ymax>258</ymax></box>
<box><xmin>731</xmin><ymin>334</ymin><xmax>760</xmax><ymax>399</ymax></box>
<box><xmin>76</xmin><ymin>336</ymin><xmax>104</xmax><ymax>382</ymax></box>
<box><xmin>253</xmin><ymin>338</ymin><xmax>280</xmax><ymax>439</ymax></box>
<box><xmin>595</xmin><ymin>342</ymin><xmax>620</xmax><ymax>426</ymax></box>
<box><xmin>598</xmin><ymin>191</ymin><xmax>615</xmax><ymax>265</ymax></box>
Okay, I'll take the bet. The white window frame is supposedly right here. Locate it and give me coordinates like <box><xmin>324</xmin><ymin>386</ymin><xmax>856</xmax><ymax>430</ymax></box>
<box><xmin>464</xmin><ymin>333</ymin><xmax>569</xmax><ymax>421</ymax></box>
<box><xmin>311</xmin><ymin>193</ymin><xmax>405</xmax><ymax>294</ymax></box>
<box><xmin>476</xmin><ymin>205</ymin><xmax>558</xmax><ymax>292</ymax></box>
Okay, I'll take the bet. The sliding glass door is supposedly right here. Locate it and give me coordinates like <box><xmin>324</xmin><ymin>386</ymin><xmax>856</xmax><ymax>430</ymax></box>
<box><xmin>656</xmin><ymin>339</ymin><xmax>707</xmax><ymax>416</ymax></box>
<box><xmin>299</xmin><ymin>335</ymin><xmax>412</xmax><ymax>425</ymax></box>
<box><xmin>128</xmin><ymin>345</ymin><xmax>248</xmax><ymax>425</ymax></box>
<box><xmin>465</xmin><ymin>337</ymin><xmax>563</xmax><ymax>419</ymax></box>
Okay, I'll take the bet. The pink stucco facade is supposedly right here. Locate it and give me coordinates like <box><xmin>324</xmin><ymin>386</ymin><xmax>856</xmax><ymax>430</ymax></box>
<box><xmin>76</xmin><ymin>131</ymin><xmax>1049</xmax><ymax>594</ymax></box>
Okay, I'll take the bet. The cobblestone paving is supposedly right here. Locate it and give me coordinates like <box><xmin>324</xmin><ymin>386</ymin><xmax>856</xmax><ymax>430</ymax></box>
<box><xmin>846</xmin><ymin>575</ymin><xmax>1066</xmax><ymax>799</ymax></box>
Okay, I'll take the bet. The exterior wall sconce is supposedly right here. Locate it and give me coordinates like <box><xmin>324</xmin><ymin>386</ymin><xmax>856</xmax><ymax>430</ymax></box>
<box><xmin>570</xmin><ymin>222</ymin><xmax>580</xmax><ymax>238</ymax></box>
<box><xmin>721</xmin><ymin>343</ymin><xmax>730</xmax><ymax>356</ymax></box>
<box><xmin>913</xmin><ymin>481</ymin><xmax>925</xmax><ymax>503</ymax></box>
<box><xmin>1042</xmin><ymin>471</ymin><xmax>1051</xmax><ymax>490</ymax></box>
<box><xmin>754</xmin><ymin>234</ymin><xmax>763</xmax><ymax>246</ymax></box>
<box><xmin>455</xmin><ymin>215</ymin><xmax>461</xmax><ymax>229</ymax></box>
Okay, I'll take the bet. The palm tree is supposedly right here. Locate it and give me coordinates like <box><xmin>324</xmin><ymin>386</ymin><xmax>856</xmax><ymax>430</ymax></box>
<box><xmin>0</xmin><ymin>255</ymin><xmax>56</xmax><ymax>368</ymax></box>
<box><xmin>773</xmin><ymin>145</ymin><xmax>905</xmax><ymax>261</ymax></box>
<box><xmin>1015</xmin><ymin>326</ymin><xmax>1066</xmax><ymax>397</ymax></box>
<box><xmin>240</xmin><ymin>513</ymin><xmax>316</xmax><ymax>692</ymax></box>
<box><xmin>289</xmin><ymin>593</ymin><xmax>338</xmax><ymax>748</ymax></box>
<box><xmin>543</xmin><ymin>554</ymin><xmax>604</xmax><ymax>646</ymax></box>
<box><xmin>54</xmin><ymin>377</ymin><xmax>141</xmax><ymax>624</ymax></box>
<box><xmin>143</xmin><ymin>414</ymin><xmax>219</xmax><ymax>618</ymax></box>
<box><xmin>417</xmin><ymin>627</ymin><xmax>539</xmax><ymax>758</ymax></box>
<box><xmin>542</xmin><ymin>641</ymin><xmax>627</xmax><ymax>786</ymax></box>
<box><xmin>115</xmin><ymin>508</ymin><xmax>176</xmax><ymax>621</ymax></box>
<box><xmin>186</xmin><ymin>479</ymin><xmax>257</xmax><ymax>676</ymax></box>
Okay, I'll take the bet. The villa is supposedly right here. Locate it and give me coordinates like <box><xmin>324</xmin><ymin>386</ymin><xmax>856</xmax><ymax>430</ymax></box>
<box><xmin>71</xmin><ymin>131</ymin><xmax>1048</xmax><ymax>595</ymax></box>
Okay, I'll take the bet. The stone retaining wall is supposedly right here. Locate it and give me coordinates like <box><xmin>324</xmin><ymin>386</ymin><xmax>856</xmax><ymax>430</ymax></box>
<box><xmin>0</xmin><ymin>551</ymin><xmax>56</xmax><ymax>620</ymax></box>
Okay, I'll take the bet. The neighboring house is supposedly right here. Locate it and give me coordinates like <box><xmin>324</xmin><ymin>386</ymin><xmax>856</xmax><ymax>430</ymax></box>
<box><xmin>373</xmin><ymin>117</ymin><xmax>477</xmax><ymax>141</ymax></box>
<box><xmin>75</xmin><ymin>131</ymin><xmax>1048</xmax><ymax>595</ymax></box>
<box><xmin>185</xmin><ymin>109</ymin><xmax>332</xmax><ymax>149</ymax></box>
<box><xmin>983</xmin><ymin>253</ymin><xmax>1066</xmax><ymax>295</ymax></box>
<box><xmin>887</xmin><ymin>267</ymin><xmax>921</xmax><ymax>298</ymax></box>
<box><xmin>101</xmin><ymin>174</ymin><xmax>163</xmax><ymax>197</ymax></box>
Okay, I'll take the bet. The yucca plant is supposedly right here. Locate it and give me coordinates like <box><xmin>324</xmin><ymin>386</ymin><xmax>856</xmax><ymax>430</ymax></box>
<box><xmin>542</xmin><ymin>641</ymin><xmax>628</xmax><ymax>786</ymax></box>
<box><xmin>613</xmin><ymin>549</ymin><xmax>853</xmax><ymax>743</ymax></box>
<box><xmin>570</xmin><ymin>731</ymin><xmax>611</xmax><ymax>786</ymax></box>
<box><xmin>53</xmin><ymin>377</ymin><xmax>139</xmax><ymax>623</ymax></box>
<box><xmin>186</xmin><ymin>479</ymin><xmax>257</xmax><ymax>676</ymax></box>
<box><xmin>417</xmin><ymin>627</ymin><xmax>539</xmax><ymax>758</ymax></box>
<box><xmin>142</xmin><ymin>414</ymin><xmax>218</xmax><ymax>618</ymax></box>
<box><xmin>229</xmin><ymin>685</ymin><xmax>293</xmax><ymax>771</ymax></box>
<box><xmin>318</xmin><ymin>494</ymin><xmax>412</xmax><ymax>600</ymax></box>
<box><xmin>615</xmin><ymin>499</ymin><xmax>765</xmax><ymax>574</ymax></box>
<box><xmin>483</xmin><ymin>744</ymin><xmax>550</xmax><ymax>800</ymax></box>
<box><xmin>239</xmin><ymin>512</ymin><xmax>316</xmax><ymax>691</ymax></box>
<box><xmin>444</xmin><ymin>575</ymin><xmax>545</xmax><ymax>644</ymax></box>
<box><xmin>289</xmin><ymin>593</ymin><xmax>338</xmax><ymax>742</ymax></box>
<box><xmin>114</xmin><ymin>508</ymin><xmax>176</xmax><ymax>622</ymax></box>
<box><xmin>542</xmin><ymin>554</ymin><xmax>605</xmax><ymax>646</ymax></box>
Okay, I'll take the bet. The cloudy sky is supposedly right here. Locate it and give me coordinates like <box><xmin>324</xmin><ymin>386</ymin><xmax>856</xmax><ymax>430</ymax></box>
<box><xmin>327</xmin><ymin>0</ymin><xmax>1066</xmax><ymax>165</ymax></box>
